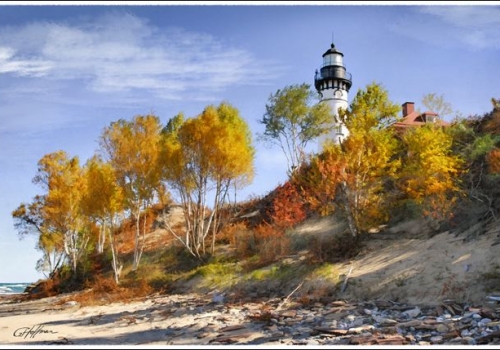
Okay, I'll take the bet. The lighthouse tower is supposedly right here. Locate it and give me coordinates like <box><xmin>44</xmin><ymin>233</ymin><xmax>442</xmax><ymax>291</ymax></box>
<box><xmin>314</xmin><ymin>42</ymin><xmax>352</xmax><ymax>150</ymax></box>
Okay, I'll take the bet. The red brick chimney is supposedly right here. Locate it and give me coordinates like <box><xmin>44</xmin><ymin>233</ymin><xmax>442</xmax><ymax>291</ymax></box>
<box><xmin>402</xmin><ymin>102</ymin><xmax>414</xmax><ymax>117</ymax></box>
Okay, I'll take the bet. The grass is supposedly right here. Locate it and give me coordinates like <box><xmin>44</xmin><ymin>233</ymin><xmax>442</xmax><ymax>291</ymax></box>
<box><xmin>189</xmin><ymin>260</ymin><xmax>243</xmax><ymax>290</ymax></box>
<box><xmin>246</xmin><ymin>266</ymin><xmax>278</xmax><ymax>281</ymax></box>
<box><xmin>394</xmin><ymin>274</ymin><xmax>408</xmax><ymax>287</ymax></box>
<box><xmin>310</xmin><ymin>263</ymin><xmax>341</xmax><ymax>281</ymax></box>
<box><xmin>29</xmin><ymin>204</ymin><xmax>366</xmax><ymax>306</ymax></box>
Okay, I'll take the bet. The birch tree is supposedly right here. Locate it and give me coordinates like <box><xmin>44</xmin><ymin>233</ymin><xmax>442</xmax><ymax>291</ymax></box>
<box><xmin>82</xmin><ymin>155</ymin><xmax>125</xmax><ymax>283</ymax></box>
<box><xmin>161</xmin><ymin>102</ymin><xmax>254</xmax><ymax>259</ymax></box>
<box><xmin>12</xmin><ymin>195</ymin><xmax>65</xmax><ymax>278</ymax></box>
<box><xmin>99</xmin><ymin>115</ymin><xmax>163</xmax><ymax>270</ymax></box>
<box><xmin>32</xmin><ymin>151</ymin><xmax>88</xmax><ymax>274</ymax></box>
<box><xmin>259</xmin><ymin>84</ymin><xmax>333</xmax><ymax>175</ymax></box>
<box><xmin>295</xmin><ymin>83</ymin><xmax>401</xmax><ymax>237</ymax></box>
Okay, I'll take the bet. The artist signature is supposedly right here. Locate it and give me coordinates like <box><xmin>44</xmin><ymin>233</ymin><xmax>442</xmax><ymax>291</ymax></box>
<box><xmin>13</xmin><ymin>325</ymin><xmax>58</xmax><ymax>339</ymax></box>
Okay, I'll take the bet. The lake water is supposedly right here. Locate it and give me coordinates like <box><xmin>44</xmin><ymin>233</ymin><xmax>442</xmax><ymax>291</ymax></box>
<box><xmin>0</xmin><ymin>283</ymin><xmax>30</xmax><ymax>295</ymax></box>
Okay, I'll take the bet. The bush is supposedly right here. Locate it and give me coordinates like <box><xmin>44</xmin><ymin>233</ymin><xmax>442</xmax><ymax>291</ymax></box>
<box><xmin>268</xmin><ymin>181</ymin><xmax>308</xmax><ymax>228</ymax></box>
<box><xmin>308</xmin><ymin>231</ymin><xmax>361</xmax><ymax>264</ymax></box>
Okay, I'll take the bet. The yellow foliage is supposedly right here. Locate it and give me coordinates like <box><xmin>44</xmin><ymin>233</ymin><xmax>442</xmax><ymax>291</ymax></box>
<box><xmin>398</xmin><ymin>124</ymin><xmax>464</xmax><ymax>220</ymax></box>
<box><xmin>295</xmin><ymin>83</ymin><xmax>401</xmax><ymax>235</ymax></box>
<box><xmin>161</xmin><ymin>102</ymin><xmax>255</xmax><ymax>258</ymax></box>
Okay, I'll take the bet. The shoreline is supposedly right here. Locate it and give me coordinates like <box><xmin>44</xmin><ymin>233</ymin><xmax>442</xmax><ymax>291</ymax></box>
<box><xmin>0</xmin><ymin>293</ymin><xmax>26</xmax><ymax>304</ymax></box>
<box><xmin>1</xmin><ymin>291</ymin><xmax>500</xmax><ymax>346</ymax></box>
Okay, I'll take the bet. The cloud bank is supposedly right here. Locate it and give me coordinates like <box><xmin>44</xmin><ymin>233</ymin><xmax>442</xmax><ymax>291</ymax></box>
<box><xmin>0</xmin><ymin>11</ymin><xmax>284</xmax><ymax>100</ymax></box>
<box><xmin>391</xmin><ymin>5</ymin><xmax>500</xmax><ymax>51</ymax></box>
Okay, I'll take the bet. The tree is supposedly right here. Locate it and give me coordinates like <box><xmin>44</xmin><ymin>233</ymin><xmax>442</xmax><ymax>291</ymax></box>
<box><xmin>258</xmin><ymin>83</ymin><xmax>333</xmax><ymax>175</ymax></box>
<box><xmin>31</xmin><ymin>151</ymin><xmax>88</xmax><ymax>274</ymax></box>
<box><xmin>81</xmin><ymin>155</ymin><xmax>125</xmax><ymax>283</ymax></box>
<box><xmin>447</xmin><ymin>99</ymin><xmax>500</xmax><ymax>220</ymax></box>
<box><xmin>486</xmin><ymin>148</ymin><xmax>500</xmax><ymax>175</ymax></box>
<box><xmin>12</xmin><ymin>195</ymin><xmax>65</xmax><ymax>278</ymax></box>
<box><xmin>492</xmin><ymin>98</ymin><xmax>500</xmax><ymax>111</ymax></box>
<box><xmin>339</xmin><ymin>83</ymin><xmax>401</xmax><ymax>236</ymax></box>
<box><xmin>483</xmin><ymin>98</ymin><xmax>500</xmax><ymax>135</ymax></box>
<box><xmin>99</xmin><ymin>115</ymin><xmax>163</xmax><ymax>271</ymax></box>
<box><xmin>398</xmin><ymin>124</ymin><xmax>464</xmax><ymax>222</ymax></box>
<box><xmin>422</xmin><ymin>93</ymin><xmax>453</xmax><ymax>119</ymax></box>
<box><xmin>295</xmin><ymin>82</ymin><xmax>401</xmax><ymax>237</ymax></box>
<box><xmin>161</xmin><ymin>102</ymin><xmax>254</xmax><ymax>259</ymax></box>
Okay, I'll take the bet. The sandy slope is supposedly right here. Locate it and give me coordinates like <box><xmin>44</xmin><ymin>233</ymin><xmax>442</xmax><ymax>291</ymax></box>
<box><xmin>336</xmin><ymin>218</ymin><xmax>500</xmax><ymax>306</ymax></box>
<box><xmin>1</xmin><ymin>216</ymin><xmax>500</xmax><ymax>346</ymax></box>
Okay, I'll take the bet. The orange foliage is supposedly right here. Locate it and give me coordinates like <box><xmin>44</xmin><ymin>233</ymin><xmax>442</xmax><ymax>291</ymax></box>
<box><xmin>26</xmin><ymin>278</ymin><xmax>60</xmax><ymax>299</ymax></box>
<box><xmin>483</xmin><ymin>109</ymin><xmax>500</xmax><ymax>135</ymax></box>
<box><xmin>267</xmin><ymin>181</ymin><xmax>307</xmax><ymax>228</ymax></box>
<box><xmin>487</xmin><ymin>148</ymin><xmax>500</xmax><ymax>174</ymax></box>
<box><xmin>57</xmin><ymin>275</ymin><xmax>153</xmax><ymax>306</ymax></box>
<box><xmin>231</xmin><ymin>221</ymin><xmax>291</xmax><ymax>266</ymax></box>
<box><xmin>292</xmin><ymin>150</ymin><xmax>344</xmax><ymax>217</ymax></box>
<box><xmin>218</xmin><ymin>221</ymin><xmax>249</xmax><ymax>246</ymax></box>
<box><xmin>254</xmin><ymin>222</ymin><xmax>284</xmax><ymax>241</ymax></box>
<box><xmin>116</xmin><ymin>211</ymin><xmax>156</xmax><ymax>255</ymax></box>
<box><xmin>253</xmin><ymin>223</ymin><xmax>290</xmax><ymax>265</ymax></box>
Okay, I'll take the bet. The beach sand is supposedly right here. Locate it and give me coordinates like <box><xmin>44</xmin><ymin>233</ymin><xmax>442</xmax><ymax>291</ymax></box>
<box><xmin>0</xmin><ymin>292</ymin><xmax>238</xmax><ymax>346</ymax></box>
<box><xmin>2</xmin><ymin>217</ymin><xmax>500</xmax><ymax>346</ymax></box>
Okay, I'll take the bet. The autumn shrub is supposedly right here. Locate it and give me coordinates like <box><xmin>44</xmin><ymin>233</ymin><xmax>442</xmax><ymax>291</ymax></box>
<box><xmin>482</xmin><ymin>108</ymin><xmax>500</xmax><ymax>135</ymax></box>
<box><xmin>254</xmin><ymin>223</ymin><xmax>291</xmax><ymax>265</ymax></box>
<box><xmin>257</xmin><ymin>235</ymin><xmax>291</xmax><ymax>266</ymax></box>
<box><xmin>231</xmin><ymin>224</ymin><xmax>257</xmax><ymax>258</ymax></box>
<box><xmin>218</xmin><ymin>221</ymin><xmax>249</xmax><ymax>246</ymax></box>
<box><xmin>63</xmin><ymin>275</ymin><xmax>154</xmax><ymax>306</ymax></box>
<box><xmin>126</xmin><ymin>278</ymin><xmax>154</xmax><ymax>298</ymax></box>
<box><xmin>307</xmin><ymin>231</ymin><xmax>361</xmax><ymax>264</ymax></box>
<box><xmin>292</xmin><ymin>153</ymin><xmax>342</xmax><ymax>218</ymax></box>
<box><xmin>29</xmin><ymin>278</ymin><xmax>60</xmax><ymax>299</ymax></box>
<box><xmin>268</xmin><ymin>181</ymin><xmax>308</xmax><ymax>228</ymax></box>
<box><xmin>148</xmin><ymin>275</ymin><xmax>174</xmax><ymax>292</ymax></box>
<box><xmin>84</xmin><ymin>274</ymin><xmax>119</xmax><ymax>294</ymax></box>
<box><xmin>487</xmin><ymin>148</ymin><xmax>500</xmax><ymax>174</ymax></box>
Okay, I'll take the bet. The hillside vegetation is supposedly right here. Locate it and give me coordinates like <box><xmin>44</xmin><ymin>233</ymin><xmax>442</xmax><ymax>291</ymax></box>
<box><xmin>13</xmin><ymin>85</ymin><xmax>500</xmax><ymax>308</ymax></box>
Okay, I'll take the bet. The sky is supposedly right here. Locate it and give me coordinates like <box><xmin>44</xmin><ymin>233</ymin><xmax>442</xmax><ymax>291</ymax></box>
<box><xmin>1</xmin><ymin>2</ymin><xmax>500</xmax><ymax>283</ymax></box>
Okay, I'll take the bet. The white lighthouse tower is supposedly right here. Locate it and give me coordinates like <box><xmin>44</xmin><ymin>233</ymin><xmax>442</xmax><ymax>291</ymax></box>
<box><xmin>314</xmin><ymin>42</ymin><xmax>352</xmax><ymax>150</ymax></box>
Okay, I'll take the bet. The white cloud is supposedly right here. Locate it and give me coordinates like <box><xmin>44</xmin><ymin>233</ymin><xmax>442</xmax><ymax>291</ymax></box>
<box><xmin>420</xmin><ymin>6</ymin><xmax>500</xmax><ymax>28</ymax></box>
<box><xmin>0</xmin><ymin>11</ymin><xmax>285</xmax><ymax>100</ymax></box>
<box><xmin>0</xmin><ymin>46</ymin><xmax>52</xmax><ymax>76</ymax></box>
<box><xmin>416</xmin><ymin>5</ymin><xmax>500</xmax><ymax>50</ymax></box>
<box><xmin>388</xmin><ymin>5</ymin><xmax>500</xmax><ymax>51</ymax></box>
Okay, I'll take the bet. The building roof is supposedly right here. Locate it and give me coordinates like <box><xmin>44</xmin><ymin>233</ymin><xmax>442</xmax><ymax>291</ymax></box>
<box><xmin>393</xmin><ymin>102</ymin><xmax>449</xmax><ymax>130</ymax></box>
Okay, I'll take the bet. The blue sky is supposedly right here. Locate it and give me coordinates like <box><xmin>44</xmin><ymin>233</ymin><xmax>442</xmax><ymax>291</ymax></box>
<box><xmin>1</xmin><ymin>2</ymin><xmax>500</xmax><ymax>283</ymax></box>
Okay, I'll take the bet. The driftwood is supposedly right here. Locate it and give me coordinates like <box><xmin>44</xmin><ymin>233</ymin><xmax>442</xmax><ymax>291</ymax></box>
<box><xmin>341</xmin><ymin>267</ymin><xmax>353</xmax><ymax>293</ymax></box>
<box><xmin>276</xmin><ymin>278</ymin><xmax>305</xmax><ymax>311</ymax></box>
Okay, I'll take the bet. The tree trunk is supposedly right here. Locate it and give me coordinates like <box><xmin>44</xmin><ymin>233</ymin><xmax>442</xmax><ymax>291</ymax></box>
<box><xmin>132</xmin><ymin>206</ymin><xmax>141</xmax><ymax>271</ymax></box>
<box><xmin>108</xmin><ymin>223</ymin><xmax>121</xmax><ymax>284</ymax></box>
<box><xmin>97</xmin><ymin>222</ymin><xmax>106</xmax><ymax>254</ymax></box>
<box><xmin>339</xmin><ymin>181</ymin><xmax>358</xmax><ymax>237</ymax></box>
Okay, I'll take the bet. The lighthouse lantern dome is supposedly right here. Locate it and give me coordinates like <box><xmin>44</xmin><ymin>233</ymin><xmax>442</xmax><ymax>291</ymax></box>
<box><xmin>322</xmin><ymin>44</ymin><xmax>344</xmax><ymax>67</ymax></box>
